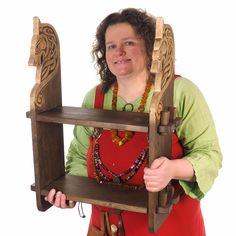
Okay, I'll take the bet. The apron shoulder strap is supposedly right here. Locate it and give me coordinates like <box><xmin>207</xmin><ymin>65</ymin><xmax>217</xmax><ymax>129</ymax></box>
<box><xmin>94</xmin><ymin>84</ymin><xmax>104</xmax><ymax>109</ymax></box>
<box><xmin>174</xmin><ymin>74</ymin><xmax>181</xmax><ymax>80</ymax></box>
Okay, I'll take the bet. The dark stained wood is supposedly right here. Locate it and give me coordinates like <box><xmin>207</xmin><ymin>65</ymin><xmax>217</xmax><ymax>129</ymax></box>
<box><xmin>158</xmin><ymin>117</ymin><xmax>182</xmax><ymax>134</ymax></box>
<box><xmin>28</xmin><ymin>17</ymin><xmax>64</xmax><ymax>211</ymax></box>
<box><xmin>148</xmin><ymin>82</ymin><xmax>174</xmax><ymax>232</ymax></box>
<box><xmin>148</xmin><ymin>18</ymin><xmax>177</xmax><ymax>233</ymax></box>
<box><xmin>27</xmin><ymin>106</ymin><xmax>149</xmax><ymax>132</ymax></box>
<box><xmin>32</xmin><ymin>175</ymin><xmax>148</xmax><ymax>213</ymax></box>
<box><xmin>30</xmin><ymin>118</ymin><xmax>65</xmax><ymax>211</ymax></box>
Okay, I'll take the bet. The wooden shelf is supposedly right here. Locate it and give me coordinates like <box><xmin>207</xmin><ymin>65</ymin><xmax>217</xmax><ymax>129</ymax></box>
<box><xmin>27</xmin><ymin>106</ymin><xmax>149</xmax><ymax>132</ymax></box>
<box><xmin>31</xmin><ymin>175</ymin><xmax>148</xmax><ymax>213</ymax></box>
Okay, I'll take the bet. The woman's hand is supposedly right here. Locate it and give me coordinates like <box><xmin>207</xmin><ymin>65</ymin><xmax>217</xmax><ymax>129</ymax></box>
<box><xmin>143</xmin><ymin>156</ymin><xmax>174</xmax><ymax>192</ymax></box>
<box><xmin>45</xmin><ymin>189</ymin><xmax>76</xmax><ymax>209</ymax></box>
<box><xmin>144</xmin><ymin>156</ymin><xmax>195</xmax><ymax>192</ymax></box>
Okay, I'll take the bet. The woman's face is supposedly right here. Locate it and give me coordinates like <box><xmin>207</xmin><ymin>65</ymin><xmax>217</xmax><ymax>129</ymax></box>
<box><xmin>105</xmin><ymin>23</ymin><xmax>148</xmax><ymax>80</ymax></box>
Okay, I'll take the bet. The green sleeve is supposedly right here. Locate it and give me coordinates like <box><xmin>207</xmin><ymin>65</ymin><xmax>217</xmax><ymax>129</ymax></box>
<box><xmin>174</xmin><ymin>77</ymin><xmax>223</xmax><ymax>199</ymax></box>
<box><xmin>65</xmin><ymin>87</ymin><xmax>96</xmax><ymax>176</ymax></box>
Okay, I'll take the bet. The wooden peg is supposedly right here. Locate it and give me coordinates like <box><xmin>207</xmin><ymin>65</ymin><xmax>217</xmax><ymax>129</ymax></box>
<box><xmin>168</xmin><ymin>107</ymin><xmax>176</xmax><ymax>121</ymax></box>
<box><xmin>159</xmin><ymin>190</ymin><xmax>168</xmax><ymax>207</ymax></box>
<box><xmin>160</xmin><ymin>110</ymin><xmax>170</xmax><ymax>125</ymax></box>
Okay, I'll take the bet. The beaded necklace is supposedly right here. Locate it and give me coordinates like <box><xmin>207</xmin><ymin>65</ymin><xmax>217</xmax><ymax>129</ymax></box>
<box><xmin>91</xmin><ymin>128</ymin><xmax>148</xmax><ymax>189</ymax></box>
<box><xmin>111</xmin><ymin>80</ymin><xmax>152</xmax><ymax>146</ymax></box>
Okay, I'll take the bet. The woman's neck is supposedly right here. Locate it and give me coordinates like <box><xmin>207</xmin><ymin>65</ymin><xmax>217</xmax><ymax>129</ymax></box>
<box><xmin>116</xmin><ymin>73</ymin><xmax>149</xmax><ymax>103</ymax></box>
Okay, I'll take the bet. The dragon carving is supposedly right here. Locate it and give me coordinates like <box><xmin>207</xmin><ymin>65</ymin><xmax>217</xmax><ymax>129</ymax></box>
<box><xmin>28</xmin><ymin>17</ymin><xmax>60</xmax><ymax>111</ymax></box>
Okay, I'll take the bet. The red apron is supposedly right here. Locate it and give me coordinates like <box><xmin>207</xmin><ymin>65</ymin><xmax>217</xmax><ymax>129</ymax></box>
<box><xmin>86</xmin><ymin>81</ymin><xmax>205</xmax><ymax>236</ymax></box>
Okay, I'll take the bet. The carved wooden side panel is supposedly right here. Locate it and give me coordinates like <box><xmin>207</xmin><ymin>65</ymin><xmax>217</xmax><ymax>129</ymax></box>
<box><xmin>148</xmin><ymin>18</ymin><xmax>176</xmax><ymax>232</ymax></box>
<box><xmin>28</xmin><ymin>17</ymin><xmax>65</xmax><ymax>211</ymax></box>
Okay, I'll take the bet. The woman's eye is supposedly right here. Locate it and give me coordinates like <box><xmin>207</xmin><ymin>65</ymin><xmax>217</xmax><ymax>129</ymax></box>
<box><xmin>125</xmin><ymin>41</ymin><xmax>135</xmax><ymax>46</ymax></box>
<box><xmin>107</xmin><ymin>44</ymin><xmax>116</xmax><ymax>50</ymax></box>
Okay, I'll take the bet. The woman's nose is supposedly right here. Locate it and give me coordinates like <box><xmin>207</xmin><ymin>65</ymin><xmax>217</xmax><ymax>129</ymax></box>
<box><xmin>115</xmin><ymin>45</ymin><xmax>125</xmax><ymax>55</ymax></box>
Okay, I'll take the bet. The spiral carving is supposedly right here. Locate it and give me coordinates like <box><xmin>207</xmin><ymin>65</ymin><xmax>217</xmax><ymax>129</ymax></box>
<box><xmin>161</xmin><ymin>25</ymin><xmax>175</xmax><ymax>92</ymax></box>
<box><xmin>29</xmin><ymin>17</ymin><xmax>60</xmax><ymax>110</ymax></box>
<box><xmin>150</xmin><ymin>18</ymin><xmax>175</xmax><ymax>118</ymax></box>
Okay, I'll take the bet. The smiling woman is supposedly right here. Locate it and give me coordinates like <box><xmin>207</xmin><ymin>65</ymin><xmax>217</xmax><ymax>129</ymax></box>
<box><xmin>0</xmin><ymin>0</ymin><xmax>234</xmax><ymax>234</ymax></box>
<box><xmin>105</xmin><ymin>23</ymin><xmax>147</xmax><ymax>85</ymax></box>
<box><xmin>40</xmin><ymin>7</ymin><xmax>222</xmax><ymax>236</ymax></box>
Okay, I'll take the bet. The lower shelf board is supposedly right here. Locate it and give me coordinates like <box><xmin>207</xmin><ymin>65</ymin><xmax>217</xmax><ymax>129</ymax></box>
<box><xmin>31</xmin><ymin>175</ymin><xmax>148</xmax><ymax>213</ymax></box>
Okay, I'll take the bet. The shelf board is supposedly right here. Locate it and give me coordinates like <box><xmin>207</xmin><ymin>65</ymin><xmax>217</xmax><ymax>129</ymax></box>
<box><xmin>31</xmin><ymin>175</ymin><xmax>148</xmax><ymax>213</ymax></box>
<box><xmin>27</xmin><ymin>106</ymin><xmax>149</xmax><ymax>132</ymax></box>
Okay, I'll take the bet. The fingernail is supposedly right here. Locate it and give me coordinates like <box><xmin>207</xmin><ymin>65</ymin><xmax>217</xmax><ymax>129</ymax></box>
<box><xmin>51</xmin><ymin>189</ymin><xmax>56</xmax><ymax>194</ymax></box>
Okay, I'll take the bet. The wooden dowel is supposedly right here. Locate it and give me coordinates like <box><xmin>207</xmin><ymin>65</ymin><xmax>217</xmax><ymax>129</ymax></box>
<box><xmin>168</xmin><ymin>107</ymin><xmax>176</xmax><ymax>121</ymax></box>
<box><xmin>160</xmin><ymin>110</ymin><xmax>170</xmax><ymax>125</ymax></box>
<box><xmin>159</xmin><ymin>190</ymin><xmax>168</xmax><ymax>207</ymax></box>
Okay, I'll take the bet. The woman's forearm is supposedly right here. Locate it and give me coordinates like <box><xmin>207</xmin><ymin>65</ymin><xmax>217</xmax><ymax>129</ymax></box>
<box><xmin>171</xmin><ymin>158</ymin><xmax>196</xmax><ymax>182</ymax></box>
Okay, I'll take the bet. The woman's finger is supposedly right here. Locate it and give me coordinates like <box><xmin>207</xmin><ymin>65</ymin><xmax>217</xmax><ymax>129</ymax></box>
<box><xmin>46</xmin><ymin>189</ymin><xmax>56</xmax><ymax>204</ymax></box>
<box><xmin>54</xmin><ymin>191</ymin><xmax>62</xmax><ymax>207</ymax></box>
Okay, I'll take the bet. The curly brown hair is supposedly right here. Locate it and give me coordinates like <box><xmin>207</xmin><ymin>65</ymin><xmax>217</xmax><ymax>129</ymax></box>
<box><xmin>92</xmin><ymin>8</ymin><xmax>156</xmax><ymax>93</ymax></box>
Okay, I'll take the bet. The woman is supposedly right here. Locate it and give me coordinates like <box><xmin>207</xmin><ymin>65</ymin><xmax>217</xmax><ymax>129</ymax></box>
<box><xmin>46</xmin><ymin>8</ymin><xmax>222</xmax><ymax>236</ymax></box>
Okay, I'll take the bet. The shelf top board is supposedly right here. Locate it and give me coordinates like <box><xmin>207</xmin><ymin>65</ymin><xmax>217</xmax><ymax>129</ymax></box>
<box><xmin>27</xmin><ymin>106</ymin><xmax>150</xmax><ymax>132</ymax></box>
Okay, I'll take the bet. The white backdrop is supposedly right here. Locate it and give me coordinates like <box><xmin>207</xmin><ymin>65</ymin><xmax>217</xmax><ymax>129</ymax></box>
<box><xmin>0</xmin><ymin>0</ymin><xmax>235</xmax><ymax>235</ymax></box>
